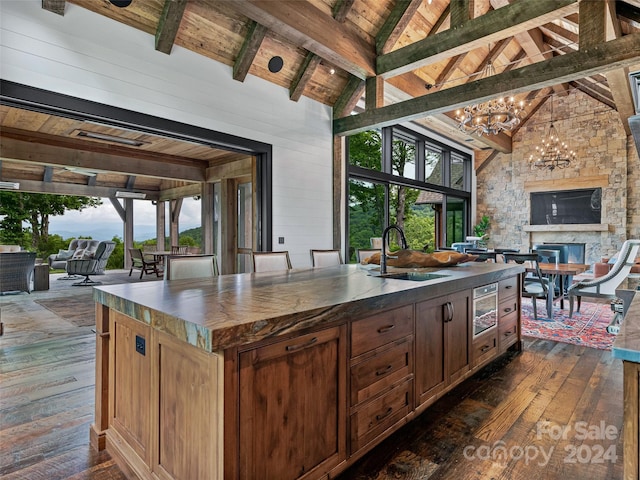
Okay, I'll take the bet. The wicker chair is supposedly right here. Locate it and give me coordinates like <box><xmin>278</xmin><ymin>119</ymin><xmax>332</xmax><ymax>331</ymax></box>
<box><xmin>0</xmin><ymin>252</ymin><xmax>37</xmax><ymax>294</ymax></box>
<box><xmin>66</xmin><ymin>241</ymin><xmax>116</xmax><ymax>286</ymax></box>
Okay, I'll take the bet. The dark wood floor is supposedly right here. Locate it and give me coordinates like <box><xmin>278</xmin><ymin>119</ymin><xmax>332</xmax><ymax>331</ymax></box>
<box><xmin>0</xmin><ymin>272</ymin><xmax>624</xmax><ymax>479</ymax></box>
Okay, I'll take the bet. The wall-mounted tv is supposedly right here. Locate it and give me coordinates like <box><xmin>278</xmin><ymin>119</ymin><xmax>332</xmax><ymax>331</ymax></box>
<box><xmin>530</xmin><ymin>188</ymin><xmax>601</xmax><ymax>225</ymax></box>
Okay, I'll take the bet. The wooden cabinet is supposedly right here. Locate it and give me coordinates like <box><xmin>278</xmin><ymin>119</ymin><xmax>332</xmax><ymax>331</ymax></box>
<box><xmin>415</xmin><ymin>291</ymin><xmax>471</xmax><ymax>407</ymax></box>
<box><xmin>498</xmin><ymin>276</ymin><xmax>520</xmax><ymax>353</ymax></box>
<box><xmin>623</xmin><ymin>361</ymin><xmax>640</xmax><ymax>480</ymax></box>
<box><xmin>349</xmin><ymin>305</ymin><xmax>414</xmax><ymax>454</ymax></box>
<box><xmin>237</xmin><ymin>326</ymin><xmax>347</xmax><ymax>480</ymax></box>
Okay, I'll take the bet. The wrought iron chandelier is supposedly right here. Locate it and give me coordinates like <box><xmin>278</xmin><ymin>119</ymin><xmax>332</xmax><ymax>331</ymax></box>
<box><xmin>456</xmin><ymin>61</ymin><xmax>525</xmax><ymax>136</ymax></box>
<box><xmin>529</xmin><ymin>96</ymin><xmax>575</xmax><ymax>171</ymax></box>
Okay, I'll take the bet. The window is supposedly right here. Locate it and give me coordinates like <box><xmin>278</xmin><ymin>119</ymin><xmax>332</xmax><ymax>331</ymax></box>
<box><xmin>347</xmin><ymin>126</ymin><xmax>471</xmax><ymax>258</ymax></box>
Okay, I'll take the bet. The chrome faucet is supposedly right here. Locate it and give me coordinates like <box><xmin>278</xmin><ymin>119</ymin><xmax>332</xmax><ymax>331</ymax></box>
<box><xmin>380</xmin><ymin>224</ymin><xmax>408</xmax><ymax>274</ymax></box>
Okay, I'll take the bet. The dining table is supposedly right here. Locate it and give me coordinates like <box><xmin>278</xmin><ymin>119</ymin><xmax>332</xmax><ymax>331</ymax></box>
<box><xmin>525</xmin><ymin>262</ymin><xmax>590</xmax><ymax>310</ymax></box>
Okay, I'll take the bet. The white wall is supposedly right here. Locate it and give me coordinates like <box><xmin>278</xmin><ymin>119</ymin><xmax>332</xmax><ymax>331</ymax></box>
<box><xmin>0</xmin><ymin>1</ymin><xmax>334</xmax><ymax>268</ymax></box>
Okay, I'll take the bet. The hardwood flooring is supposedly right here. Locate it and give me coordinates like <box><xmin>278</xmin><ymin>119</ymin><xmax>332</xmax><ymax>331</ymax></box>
<box><xmin>0</xmin><ymin>272</ymin><xmax>624</xmax><ymax>479</ymax></box>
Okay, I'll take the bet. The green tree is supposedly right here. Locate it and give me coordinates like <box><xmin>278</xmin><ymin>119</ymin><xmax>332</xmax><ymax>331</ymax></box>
<box><xmin>0</xmin><ymin>192</ymin><xmax>101</xmax><ymax>253</ymax></box>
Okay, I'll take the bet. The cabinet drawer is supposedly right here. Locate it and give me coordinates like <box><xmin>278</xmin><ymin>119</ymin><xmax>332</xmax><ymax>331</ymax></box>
<box><xmin>499</xmin><ymin>276</ymin><xmax>518</xmax><ymax>300</ymax></box>
<box><xmin>351</xmin><ymin>305</ymin><xmax>414</xmax><ymax>357</ymax></box>
<box><xmin>350</xmin><ymin>380</ymin><xmax>412</xmax><ymax>452</ymax></box>
<box><xmin>499</xmin><ymin>312</ymin><xmax>519</xmax><ymax>352</ymax></box>
<box><xmin>350</xmin><ymin>339</ymin><xmax>412</xmax><ymax>406</ymax></box>
<box><xmin>499</xmin><ymin>297</ymin><xmax>518</xmax><ymax>320</ymax></box>
<box><xmin>472</xmin><ymin>329</ymin><xmax>497</xmax><ymax>367</ymax></box>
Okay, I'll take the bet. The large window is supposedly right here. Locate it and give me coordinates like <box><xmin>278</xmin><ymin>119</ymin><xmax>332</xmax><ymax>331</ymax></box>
<box><xmin>347</xmin><ymin>126</ymin><xmax>471</xmax><ymax>261</ymax></box>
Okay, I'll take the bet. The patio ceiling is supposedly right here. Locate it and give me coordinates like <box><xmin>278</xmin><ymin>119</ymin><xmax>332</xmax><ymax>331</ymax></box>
<box><xmin>1</xmin><ymin>0</ymin><xmax>640</xmax><ymax>198</ymax></box>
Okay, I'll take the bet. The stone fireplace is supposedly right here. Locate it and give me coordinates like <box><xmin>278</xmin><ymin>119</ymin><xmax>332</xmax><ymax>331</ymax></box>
<box><xmin>526</xmin><ymin>225</ymin><xmax>608</xmax><ymax>266</ymax></box>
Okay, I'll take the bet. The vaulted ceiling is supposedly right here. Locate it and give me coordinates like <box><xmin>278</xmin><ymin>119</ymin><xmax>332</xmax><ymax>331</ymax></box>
<box><xmin>2</xmin><ymin>0</ymin><xmax>640</xmax><ymax>197</ymax></box>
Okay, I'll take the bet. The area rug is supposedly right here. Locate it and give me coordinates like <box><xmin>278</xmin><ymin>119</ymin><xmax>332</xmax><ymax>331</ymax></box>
<box><xmin>35</xmin><ymin>294</ymin><xmax>95</xmax><ymax>327</ymax></box>
<box><xmin>520</xmin><ymin>298</ymin><xmax>616</xmax><ymax>350</ymax></box>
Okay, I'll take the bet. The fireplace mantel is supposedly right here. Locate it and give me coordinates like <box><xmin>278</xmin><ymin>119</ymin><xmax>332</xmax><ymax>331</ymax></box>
<box><xmin>523</xmin><ymin>224</ymin><xmax>609</xmax><ymax>232</ymax></box>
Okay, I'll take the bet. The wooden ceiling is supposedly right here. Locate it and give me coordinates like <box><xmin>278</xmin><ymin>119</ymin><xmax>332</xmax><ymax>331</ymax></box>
<box><xmin>2</xmin><ymin>0</ymin><xmax>640</xmax><ymax>198</ymax></box>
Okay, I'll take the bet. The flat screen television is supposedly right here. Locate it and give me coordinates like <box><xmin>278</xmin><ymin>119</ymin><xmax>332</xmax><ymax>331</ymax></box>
<box><xmin>530</xmin><ymin>188</ymin><xmax>601</xmax><ymax>225</ymax></box>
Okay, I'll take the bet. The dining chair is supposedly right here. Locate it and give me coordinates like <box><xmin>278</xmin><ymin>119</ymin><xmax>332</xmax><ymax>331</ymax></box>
<box><xmin>465</xmin><ymin>248</ymin><xmax>497</xmax><ymax>262</ymax></box>
<box><xmin>128</xmin><ymin>248</ymin><xmax>163</xmax><ymax>279</ymax></box>
<box><xmin>504</xmin><ymin>252</ymin><xmax>553</xmax><ymax>320</ymax></box>
<box><xmin>356</xmin><ymin>249</ymin><xmax>380</xmax><ymax>263</ymax></box>
<box><xmin>310</xmin><ymin>249</ymin><xmax>343</xmax><ymax>267</ymax></box>
<box><xmin>568</xmin><ymin>239</ymin><xmax>640</xmax><ymax>318</ymax></box>
<box><xmin>165</xmin><ymin>254</ymin><xmax>219</xmax><ymax>280</ymax></box>
<box><xmin>252</xmin><ymin>251</ymin><xmax>292</xmax><ymax>273</ymax></box>
<box><xmin>171</xmin><ymin>245</ymin><xmax>188</xmax><ymax>255</ymax></box>
<box><xmin>494</xmin><ymin>248</ymin><xmax>520</xmax><ymax>263</ymax></box>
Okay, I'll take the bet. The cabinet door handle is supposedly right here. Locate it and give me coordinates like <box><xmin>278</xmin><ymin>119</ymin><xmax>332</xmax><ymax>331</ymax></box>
<box><xmin>480</xmin><ymin>344</ymin><xmax>491</xmax><ymax>352</ymax></box>
<box><xmin>375</xmin><ymin>407</ymin><xmax>393</xmax><ymax>421</ymax></box>
<box><xmin>505</xmin><ymin>285</ymin><xmax>513</xmax><ymax>289</ymax></box>
<box><xmin>375</xmin><ymin>364</ymin><xmax>393</xmax><ymax>376</ymax></box>
<box><xmin>503</xmin><ymin>307</ymin><xmax>513</xmax><ymax>314</ymax></box>
<box><xmin>445</xmin><ymin>302</ymin><xmax>454</xmax><ymax>322</ymax></box>
<box><xmin>503</xmin><ymin>331</ymin><xmax>513</xmax><ymax>337</ymax></box>
<box><xmin>377</xmin><ymin>324</ymin><xmax>395</xmax><ymax>334</ymax></box>
<box><xmin>285</xmin><ymin>336</ymin><xmax>318</xmax><ymax>352</ymax></box>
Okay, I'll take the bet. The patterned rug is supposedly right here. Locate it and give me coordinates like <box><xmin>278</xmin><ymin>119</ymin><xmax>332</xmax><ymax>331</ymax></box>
<box><xmin>520</xmin><ymin>298</ymin><xmax>617</xmax><ymax>350</ymax></box>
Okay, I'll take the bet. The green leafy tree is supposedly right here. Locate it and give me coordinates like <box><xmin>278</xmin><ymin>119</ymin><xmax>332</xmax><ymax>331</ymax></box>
<box><xmin>0</xmin><ymin>192</ymin><xmax>101</xmax><ymax>254</ymax></box>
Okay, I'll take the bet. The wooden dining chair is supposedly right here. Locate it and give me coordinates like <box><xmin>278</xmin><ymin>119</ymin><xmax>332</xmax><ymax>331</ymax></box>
<box><xmin>165</xmin><ymin>254</ymin><xmax>219</xmax><ymax>280</ymax></box>
<box><xmin>356</xmin><ymin>249</ymin><xmax>380</xmax><ymax>264</ymax></box>
<box><xmin>504</xmin><ymin>252</ymin><xmax>553</xmax><ymax>320</ymax></box>
<box><xmin>128</xmin><ymin>248</ymin><xmax>162</xmax><ymax>279</ymax></box>
<box><xmin>252</xmin><ymin>251</ymin><xmax>292</xmax><ymax>273</ymax></box>
<box><xmin>310</xmin><ymin>249</ymin><xmax>343</xmax><ymax>267</ymax></box>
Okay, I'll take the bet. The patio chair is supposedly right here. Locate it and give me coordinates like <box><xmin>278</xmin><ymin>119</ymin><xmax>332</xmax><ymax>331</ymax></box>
<box><xmin>171</xmin><ymin>245</ymin><xmax>188</xmax><ymax>255</ymax></box>
<box><xmin>310</xmin><ymin>249</ymin><xmax>343</xmax><ymax>267</ymax></box>
<box><xmin>129</xmin><ymin>248</ymin><xmax>162</xmax><ymax>279</ymax></box>
<box><xmin>568</xmin><ymin>239</ymin><xmax>640</xmax><ymax>318</ymax></box>
<box><xmin>66</xmin><ymin>241</ymin><xmax>116</xmax><ymax>286</ymax></box>
<box><xmin>0</xmin><ymin>251</ymin><xmax>37</xmax><ymax>294</ymax></box>
<box><xmin>165</xmin><ymin>254</ymin><xmax>218</xmax><ymax>280</ymax></box>
<box><xmin>252</xmin><ymin>251</ymin><xmax>292</xmax><ymax>273</ymax></box>
<box><xmin>504</xmin><ymin>252</ymin><xmax>553</xmax><ymax>320</ymax></box>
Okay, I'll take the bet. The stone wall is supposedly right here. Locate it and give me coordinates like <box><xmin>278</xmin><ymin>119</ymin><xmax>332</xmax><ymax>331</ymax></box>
<box><xmin>476</xmin><ymin>89</ymin><xmax>638</xmax><ymax>266</ymax></box>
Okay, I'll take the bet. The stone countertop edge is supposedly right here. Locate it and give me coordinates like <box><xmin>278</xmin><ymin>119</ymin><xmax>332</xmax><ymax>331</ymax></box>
<box><xmin>93</xmin><ymin>263</ymin><xmax>524</xmax><ymax>352</ymax></box>
<box><xmin>612</xmin><ymin>290</ymin><xmax>640</xmax><ymax>363</ymax></box>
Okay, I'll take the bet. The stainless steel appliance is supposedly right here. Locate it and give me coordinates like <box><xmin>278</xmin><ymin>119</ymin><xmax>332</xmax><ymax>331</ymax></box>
<box><xmin>473</xmin><ymin>283</ymin><xmax>498</xmax><ymax>336</ymax></box>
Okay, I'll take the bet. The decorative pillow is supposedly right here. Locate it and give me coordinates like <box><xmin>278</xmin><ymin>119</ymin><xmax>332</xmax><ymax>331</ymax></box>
<box><xmin>81</xmin><ymin>250</ymin><xmax>95</xmax><ymax>259</ymax></box>
<box><xmin>71</xmin><ymin>248</ymin><xmax>86</xmax><ymax>259</ymax></box>
<box><xmin>57</xmin><ymin>249</ymin><xmax>75</xmax><ymax>260</ymax></box>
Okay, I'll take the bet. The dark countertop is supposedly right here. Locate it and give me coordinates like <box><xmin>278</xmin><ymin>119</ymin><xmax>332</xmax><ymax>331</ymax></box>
<box><xmin>94</xmin><ymin>262</ymin><xmax>523</xmax><ymax>352</ymax></box>
<box><xmin>612</xmin><ymin>290</ymin><xmax>640</xmax><ymax>362</ymax></box>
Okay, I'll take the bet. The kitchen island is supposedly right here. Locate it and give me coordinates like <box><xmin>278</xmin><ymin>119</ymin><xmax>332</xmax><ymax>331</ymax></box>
<box><xmin>90</xmin><ymin>262</ymin><xmax>524</xmax><ymax>480</ymax></box>
<box><xmin>612</xmin><ymin>291</ymin><xmax>640</xmax><ymax>480</ymax></box>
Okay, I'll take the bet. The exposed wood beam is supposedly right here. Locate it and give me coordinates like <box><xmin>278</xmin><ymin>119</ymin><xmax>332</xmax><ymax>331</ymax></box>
<box><xmin>1</xmin><ymin>135</ymin><xmax>206</xmax><ymax>182</ymax></box>
<box><xmin>0</xmin><ymin>127</ymin><xmax>207</xmax><ymax>181</ymax></box>
<box><xmin>228</xmin><ymin>0</ymin><xmax>375</xmax><ymax>79</ymax></box>
<box><xmin>155</xmin><ymin>0</ymin><xmax>188</xmax><ymax>55</ymax></box>
<box><xmin>605</xmin><ymin>0</ymin><xmax>634</xmax><ymax>135</ymax></box>
<box><xmin>365</xmin><ymin>76</ymin><xmax>384</xmax><ymax>110</ymax></box>
<box><xmin>434</xmin><ymin>53</ymin><xmax>468</xmax><ymax>90</ymax></box>
<box><xmin>580</xmin><ymin>0</ymin><xmax>606</xmax><ymax>49</ymax></box>
<box><xmin>377</xmin><ymin>0</ymin><xmax>578</xmax><ymax>78</ymax></box>
<box><xmin>570</xmin><ymin>79</ymin><xmax>616</xmax><ymax>109</ymax></box>
<box><xmin>333</xmin><ymin>75</ymin><xmax>365</xmax><ymax>118</ymax></box>
<box><xmin>41</xmin><ymin>0</ymin><xmax>64</xmax><ymax>16</ymax></box>
<box><xmin>334</xmin><ymin>32</ymin><xmax>640</xmax><ymax>135</ymax></box>
<box><xmin>540</xmin><ymin>22</ymin><xmax>579</xmax><ymax>45</ymax></box>
<box><xmin>428</xmin><ymin>5</ymin><xmax>451</xmax><ymax>37</ymax></box>
<box><xmin>450</xmin><ymin>0</ymin><xmax>472</xmax><ymax>27</ymax></box>
<box><xmin>233</xmin><ymin>21</ymin><xmax>268</xmax><ymax>82</ymax></box>
<box><xmin>474</xmin><ymin>149</ymin><xmax>498</xmax><ymax>174</ymax></box>
<box><xmin>290</xmin><ymin>53</ymin><xmax>321</xmax><ymax>102</ymax></box>
<box><xmin>332</xmin><ymin>0</ymin><xmax>355</xmax><ymax>22</ymax></box>
<box><xmin>1</xmin><ymin>178</ymin><xmax>160</xmax><ymax>200</ymax></box>
<box><xmin>377</xmin><ymin>0</ymin><xmax>422</xmax><ymax>54</ymax></box>
<box><xmin>159</xmin><ymin>184</ymin><xmax>202</xmax><ymax>201</ymax></box>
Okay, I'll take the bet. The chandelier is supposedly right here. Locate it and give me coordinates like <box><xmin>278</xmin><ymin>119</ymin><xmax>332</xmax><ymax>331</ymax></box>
<box><xmin>529</xmin><ymin>96</ymin><xmax>575</xmax><ymax>171</ymax></box>
<box><xmin>456</xmin><ymin>61</ymin><xmax>525</xmax><ymax>136</ymax></box>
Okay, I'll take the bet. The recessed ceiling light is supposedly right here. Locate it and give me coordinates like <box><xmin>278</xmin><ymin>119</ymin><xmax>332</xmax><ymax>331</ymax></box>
<box><xmin>109</xmin><ymin>0</ymin><xmax>132</xmax><ymax>7</ymax></box>
<box><xmin>268</xmin><ymin>56</ymin><xmax>284</xmax><ymax>73</ymax></box>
